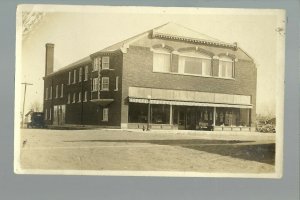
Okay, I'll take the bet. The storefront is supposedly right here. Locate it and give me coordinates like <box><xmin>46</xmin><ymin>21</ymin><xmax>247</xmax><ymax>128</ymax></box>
<box><xmin>127</xmin><ymin>87</ymin><xmax>254</xmax><ymax>131</ymax></box>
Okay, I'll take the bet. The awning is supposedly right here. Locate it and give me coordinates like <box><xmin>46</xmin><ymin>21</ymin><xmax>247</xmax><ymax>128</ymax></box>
<box><xmin>129</xmin><ymin>97</ymin><xmax>252</xmax><ymax>109</ymax></box>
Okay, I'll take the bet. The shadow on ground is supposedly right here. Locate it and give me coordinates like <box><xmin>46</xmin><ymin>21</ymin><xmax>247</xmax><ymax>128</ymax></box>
<box><xmin>64</xmin><ymin>139</ymin><xmax>275</xmax><ymax>165</ymax></box>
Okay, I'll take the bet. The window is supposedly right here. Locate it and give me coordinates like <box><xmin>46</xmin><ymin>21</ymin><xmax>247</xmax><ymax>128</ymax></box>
<box><xmin>49</xmin><ymin>86</ymin><xmax>52</xmax><ymax>99</ymax></box>
<box><xmin>72</xmin><ymin>93</ymin><xmax>76</xmax><ymax>103</ymax></box>
<box><xmin>78</xmin><ymin>92</ymin><xmax>81</xmax><ymax>103</ymax></box>
<box><xmin>61</xmin><ymin>84</ymin><xmax>64</xmax><ymax>97</ymax></box>
<box><xmin>115</xmin><ymin>76</ymin><xmax>119</xmax><ymax>91</ymax></box>
<box><xmin>79</xmin><ymin>68</ymin><xmax>82</xmax><ymax>82</ymax></box>
<box><xmin>93</xmin><ymin>57</ymin><xmax>101</xmax><ymax>71</ymax></box>
<box><xmin>84</xmin><ymin>65</ymin><xmax>89</xmax><ymax>81</ymax></box>
<box><xmin>92</xmin><ymin>78</ymin><xmax>98</xmax><ymax>91</ymax></box>
<box><xmin>73</xmin><ymin>70</ymin><xmax>76</xmax><ymax>84</ymax></box>
<box><xmin>49</xmin><ymin>108</ymin><xmax>51</xmax><ymax>120</ymax></box>
<box><xmin>68</xmin><ymin>71</ymin><xmax>71</xmax><ymax>85</ymax></box>
<box><xmin>55</xmin><ymin>85</ymin><xmax>59</xmax><ymax>98</ymax></box>
<box><xmin>153</xmin><ymin>49</ymin><xmax>171</xmax><ymax>72</ymax></box>
<box><xmin>103</xmin><ymin>108</ymin><xmax>108</xmax><ymax>121</ymax></box>
<box><xmin>178</xmin><ymin>52</ymin><xmax>212</xmax><ymax>76</ymax></box>
<box><xmin>219</xmin><ymin>56</ymin><xmax>234</xmax><ymax>78</ymax></box>
<box><xmin>45</xmin><ymin>88</ymin><xmax>48</xmax><ymax>100</ymax></box>
<box><xmin>45</xmin><ymin>109</ymin><xmax>47</xmax><ymax>120</ymax></box>
<box><xmin>84</xmin><ymin>91</ymin><xmax>88</xmax><ymax>102</ymax></box>
<box><xmin>102</xmin><ymin>56</ymin><xmax>109</xmax><ymax>69</ymax></box>
<box><xmin>67</xmin><ymin>93</ymin><xmax>70</xmax><ymax>104</ymax></box>
<box><xmin>101</xmin><ymin>77</ymin><xmax>109</xmax><ymax>91</ymax></box>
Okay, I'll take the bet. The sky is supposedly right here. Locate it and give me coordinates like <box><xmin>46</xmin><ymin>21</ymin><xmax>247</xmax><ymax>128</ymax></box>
<box><xmin>19</xmin><ymin>6</ymin><xmax>285</xmax><ymax>116</ymax></box>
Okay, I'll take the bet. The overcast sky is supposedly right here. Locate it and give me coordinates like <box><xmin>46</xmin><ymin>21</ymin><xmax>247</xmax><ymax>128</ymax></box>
<box><xmin>19</xmin><ymin>5</ymin><xmax>285</xmax><ymax>116</ymax></box>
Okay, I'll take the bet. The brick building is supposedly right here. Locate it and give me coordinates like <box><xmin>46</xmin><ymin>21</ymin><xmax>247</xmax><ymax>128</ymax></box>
<box><xmin>43</xmin><ymin>22</ymin><xmax>257</xmax><ymax>131</ymax></box>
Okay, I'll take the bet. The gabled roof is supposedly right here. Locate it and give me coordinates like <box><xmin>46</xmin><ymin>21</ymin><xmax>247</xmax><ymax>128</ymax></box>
<box><xmin>46</xmin><ymin>22</ymin><xmax>240</xmax><ymax>77</ymax></box>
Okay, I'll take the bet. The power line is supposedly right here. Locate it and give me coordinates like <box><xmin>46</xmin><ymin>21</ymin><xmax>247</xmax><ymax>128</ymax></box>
<box><xmin>21</xmin><ymin>82</ymin><xmax>33</xmax><ymax>128</ymax></box>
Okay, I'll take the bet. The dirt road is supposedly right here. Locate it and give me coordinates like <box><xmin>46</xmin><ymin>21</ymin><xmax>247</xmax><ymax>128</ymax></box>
<box><xmin>18</xmin><ymin>129</ymin><xmax>275</xmax><ymax>174</ymax></box>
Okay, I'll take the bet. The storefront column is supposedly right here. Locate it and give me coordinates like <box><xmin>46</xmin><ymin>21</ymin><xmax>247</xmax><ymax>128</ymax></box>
<box><xmin>169</xmin><ymin>104</ymin><xmax>173</xmax><ymax>125</ymax></box>
<box><xmin>213</xmin><ymin>107</ymin><xmax>216</xmax><ymax>127</ymax></box>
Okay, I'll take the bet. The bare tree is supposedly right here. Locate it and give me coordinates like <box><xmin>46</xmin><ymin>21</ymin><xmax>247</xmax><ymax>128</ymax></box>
<box><xmin>30</xmin><ymin>101</ymin><xmax>42</xmax><ymax>112</ymax></box>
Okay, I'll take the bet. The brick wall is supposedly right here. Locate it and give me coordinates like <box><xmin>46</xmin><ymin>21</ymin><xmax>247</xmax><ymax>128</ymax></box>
<box><xmin>121</xmin><ymin>45</ymin><xmax>257</xmax><ymax>125</ymax></box>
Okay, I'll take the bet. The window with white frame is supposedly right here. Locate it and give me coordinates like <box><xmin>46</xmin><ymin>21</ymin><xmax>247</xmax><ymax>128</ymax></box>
<box><xmin>84</xmin><ymin>65</ymin><xmax>89</xmax><ymax>81</ymax></box>
<box><xmin>49</xmin><ymin>108</ymin><xmax>52</xmax><ymax>120</ymax></box>
<box><xmin>93</xmin><ymin>57</ymin><xmax>101</xmax><ymax>71</ymax></box>
<box><xmin>103</xmin><ymin>108</ymin><xmax>108</xmax><ymax>121</ymax></box>
<box><xmin>68</xmin><ymin>71</ymin><xmax>71</xmax><ymax>85</ymax></box>
<box><xmin>45</xmin><ymin>88</ymin><xmax>48</xmax><ymax>100</ymax></box>
<box><xmin>84</xmin><ymin>91</ymin><xmax>88</xmax><ymax>102</ymax></box>
<box><xmin>61</xmin><ymin>84</ymin><xmax>64</xmax><ymax>97</ymax></box>
<box><xmin>218</xmin><ymin>56</ymin><xmax>234</xmax><ymax>78</ymax></box>
<box><xmin>49</xmin><ymin>86</ymin><xmax>52</xmax><ymax>99</ymax></box>
<box><xmin>153</xmin><ymin>48</ymin><xmax>171</xmax><ymax>73</ymax></box>
<box><xmin>72</xmin><ymin>93</ymin><xmax>76</xmax><ymax>103</ymax></box>
<box><xmin>55</xmin><ymin>85</ymin><xmax>59</xmax><ymax>98</ymax></box>
<box><xmin>92</xmin><ymin>78</ymin><xmax>98</xmax><ymax>91</ymax></box>
<box><xmin>101</xmin><ymin>77</ymin><xmax>109</xmax><ymax>91</ymax></box>
<box><xmin>73</xmin><ymin>69</ymin><xmax>76</xmax><ymax>84</ymax></box>
<box><xmin>79</xmin><ymin>68</ymin><xmax>82</xmax><ymax>82</ymax></box>
<box><xmin>78</xmin><ymin>92</ymin><xmax>81</xmax><ymax>103</ymax></box>
<box><xmin>115</xmin><ymin>76</ymin><xmax>119</xmax><ymax>91</ymax></box>
<box><xmin>178</xmin><ymin>52</ymin><xmax>212</xmax><ymax>76</ymax></box>
<box><xmin>67</xmin><ymin>93</ymin><xmax>70</xmax><ymax>104</ymax></box>
<box><xmin>102</xmin><ymin>56</ymin><xmax>109</xmax><ymax>69</ymax></box>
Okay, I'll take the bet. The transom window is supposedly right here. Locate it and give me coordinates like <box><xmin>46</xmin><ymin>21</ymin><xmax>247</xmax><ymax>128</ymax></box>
<box><xmin>153</xmin><ymin>48</ymin><xmax>171</xmax><ymax>73</ymax></box>
<box><xmin>102</xmin><ymin>57</ymin><xmax>110</xmax><ymax>69</ymax></box>
<box><xmin>178</xmin><ymin>52</ymin><xmax>212</xmax><ymax>76</ymax></box>
<box><xmin>219</xmin><ymin>56</ymin><xmax>234</xmax><ymax>78</ymax></box>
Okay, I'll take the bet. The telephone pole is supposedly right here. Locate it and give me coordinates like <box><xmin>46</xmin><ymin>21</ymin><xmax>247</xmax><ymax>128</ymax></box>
<box><xmin>21</xmin><ymin>82</ymin><xmax>33</xmax><ymax>128</ymax></box>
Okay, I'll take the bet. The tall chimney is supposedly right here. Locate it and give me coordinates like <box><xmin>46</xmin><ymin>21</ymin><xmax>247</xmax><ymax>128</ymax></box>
<box><xmin>45</xmin><ymin>43</ymin><xmax>54</xmax><ymax>76</ymax></box>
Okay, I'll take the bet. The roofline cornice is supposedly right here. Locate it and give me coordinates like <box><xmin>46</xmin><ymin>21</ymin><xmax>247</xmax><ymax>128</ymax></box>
<box><xmin>152</xmin><ymin>32</ymin><xmax>237</xmax><ymax>50</ymax></box>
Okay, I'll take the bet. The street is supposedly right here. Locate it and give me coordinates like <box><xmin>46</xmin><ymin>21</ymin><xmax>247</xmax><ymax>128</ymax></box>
<box><xmin>18</xmin><ymin>129</ymin><xmax>275</xmax><ymax>173</ymax></box>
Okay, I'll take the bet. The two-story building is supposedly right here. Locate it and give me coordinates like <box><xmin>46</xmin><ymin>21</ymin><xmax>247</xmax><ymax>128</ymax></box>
<box><xmin>43</xmin><ymin>22</ymin><xmax>257</xmax><ymax>131</ymax></box>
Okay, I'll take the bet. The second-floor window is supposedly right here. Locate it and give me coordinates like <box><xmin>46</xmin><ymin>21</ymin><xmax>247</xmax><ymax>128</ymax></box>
<box><xmin>84</xmin><ymin>65</ymin><xmax>89</xmax><ymax>81</ymax></box>
<box><xmin>79</xmin><ymin>68</ymin><xmax>82</xmax><ymax>82</ymax></box>
<box><xmin>93</xmin><ymin>57</ymin><xmax>101</xmax><ymax>71</ymax></box>
<box><xmin>55</xmin><ymin>85</ymin><xmax>58</xmax><ymax>98</ymax></box>
<box><xmin>92</xmin><ymin>78</ymin><xmax>98</xmax><ymax>91</ymax></box>
<box><xmin>73</xmin><ymin>70</ymin><xmax>76</xmax><ymax>84</ymax></box>
<box><xmin>219</xmin><ymin>56</ymin><xmax>234</xmax><ymax>78</ymax></box>
<box><xmin>61</xmin><ymin>84</ymin><xmax>64</xmax><ymax>97</ymax></box>
<box><xmin>68</xmin><ymin>71</ymin><xmax>71</xmax><ymax>85</ymax></box>
<box><xmin>45</xmin><ymin>109</ymin><xmax>47</xmax><ymax>120</ymax></box>
<box><xmin>102</xmin><ymin>56</ymin><xmax>109</xmax><ymax>69</ymax></box>
<box><xmin>153</xmin><ymin>49</ymin><xmax>171</xmax><ymax>73</ymax></box>
<box><xmin>101</xmin><ymin>77</ymin><xmax>109</xmax><ymax>91</ymax></box>
<box><xmin>49</xmin><ymin>86</ymin><xmax>52</xmax><ymax>99</ymax></box>
<box><xmin>178</xmin><ymin>52</ymin><xmax>212</xmax><ymax>76</ymax></box>
<box><xmin>45</xmin><ymin>88</ymin><xmax>48</xmax><ymax>100</ymax></box>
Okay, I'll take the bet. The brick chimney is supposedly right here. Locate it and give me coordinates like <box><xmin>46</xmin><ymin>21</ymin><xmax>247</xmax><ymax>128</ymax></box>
<box><xmin>45</xmin><ymin>43</ymin><xmax>54</xmax><ymax>76</ymax></box>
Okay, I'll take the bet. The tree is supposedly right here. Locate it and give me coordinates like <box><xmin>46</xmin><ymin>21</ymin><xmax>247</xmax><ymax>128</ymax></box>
<box><xmin>30</xmin><ymin>101</ymin><xmax>42</xmax><ymax>112</ymax></box>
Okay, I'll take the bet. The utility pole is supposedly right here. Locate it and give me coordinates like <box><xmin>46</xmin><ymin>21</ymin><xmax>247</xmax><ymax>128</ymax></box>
<box><xmin>21</xmin><ymin>82</ymin><xmax>33</xmax><ymax>128</ymax></box>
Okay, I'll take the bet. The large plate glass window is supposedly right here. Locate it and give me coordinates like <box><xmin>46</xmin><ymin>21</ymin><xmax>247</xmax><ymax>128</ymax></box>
<box><xmin>219</xmin><ymin>56</ymin><xmax>234</xmax><ymax>78</ymax></box>
<box><xmin>153</xmin><ymin>48</ymin><xmax>171</xmax><ymax>73</ymax></box>
<box><xmin>178</xmin><ymin>51</ymin><xmax>212</xmax><ymax>76</ymax></box>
